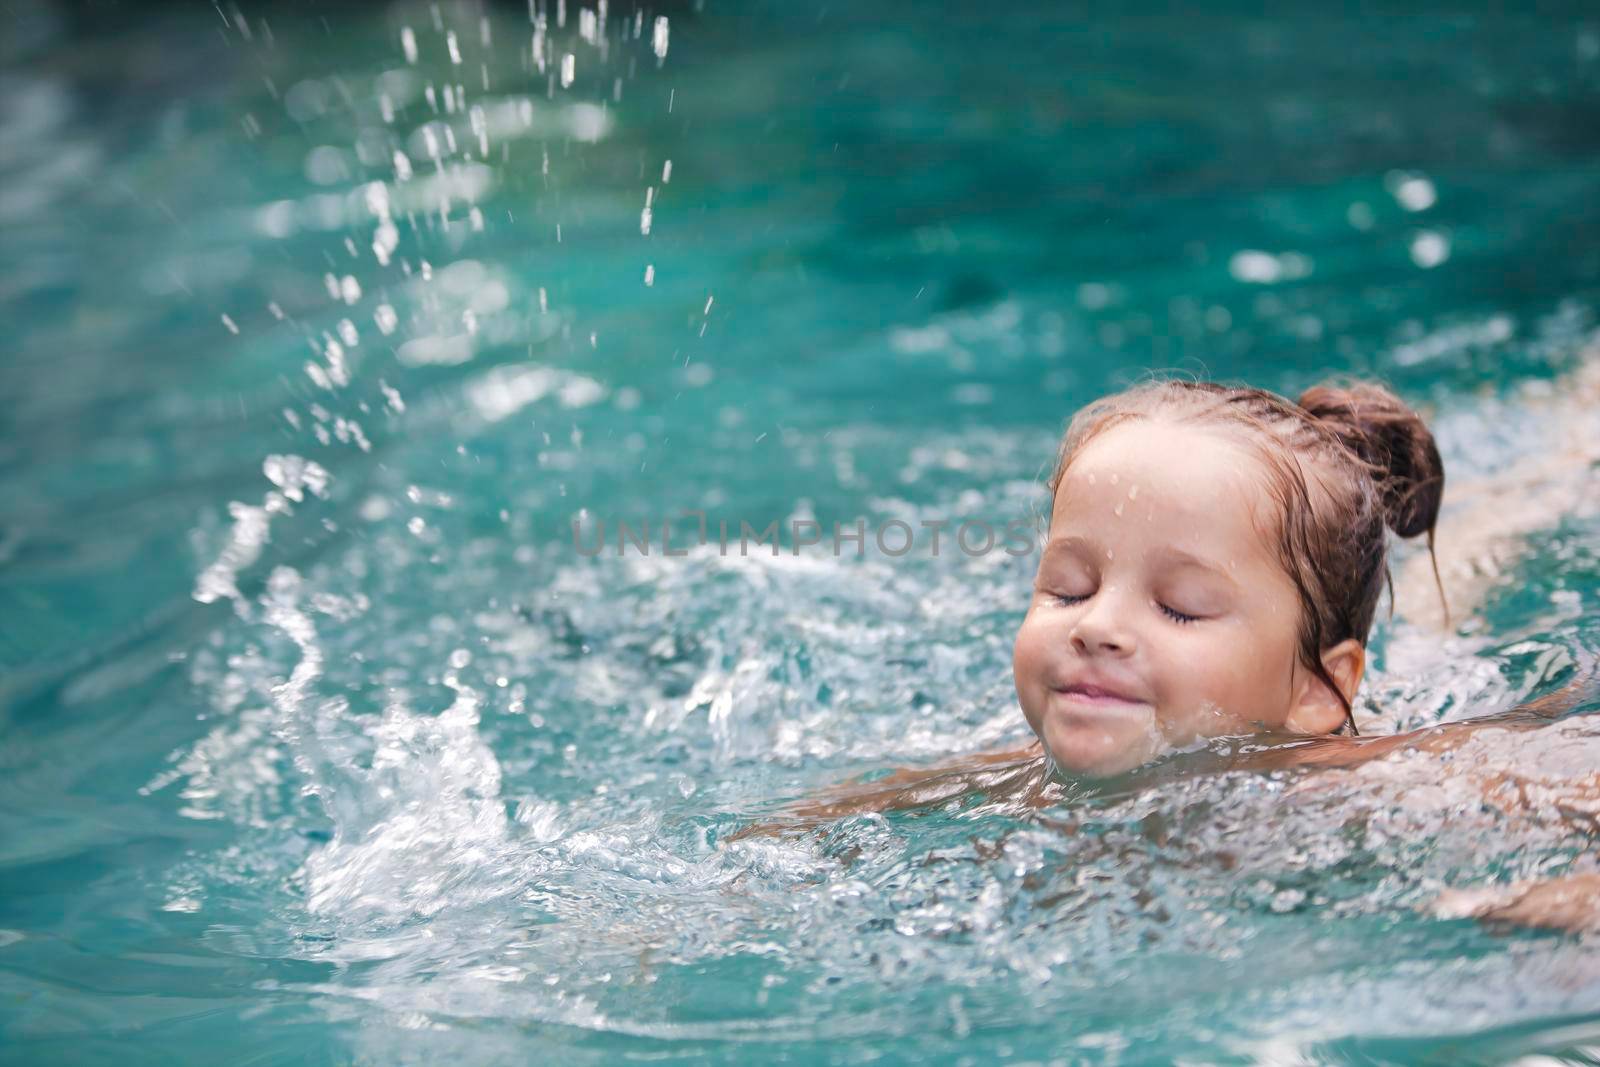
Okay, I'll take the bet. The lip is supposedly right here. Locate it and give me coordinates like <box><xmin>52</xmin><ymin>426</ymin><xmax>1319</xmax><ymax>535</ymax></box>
<box><xmin>1051</xmin><ymin>681</ymin><xmax>1147</xmax><ymax>705</ymax></box>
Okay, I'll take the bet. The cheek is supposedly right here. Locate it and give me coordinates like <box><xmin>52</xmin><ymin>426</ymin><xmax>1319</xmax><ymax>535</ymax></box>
<box><xmin>1012</xmin><ymin>613</ymin><xmax>1053</xmax><ymax>716</ymax></box>
<box><xmin>1161</xmin><ymin>626</ymin><xmax>1294</xmax><ymax>731</ymax></box>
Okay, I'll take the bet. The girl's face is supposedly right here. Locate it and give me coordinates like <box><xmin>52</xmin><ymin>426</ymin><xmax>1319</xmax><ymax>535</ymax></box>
<box><xmin>1013</xmin><ymin>420</ymin><xmax>1315</xmax><ymax>776</ymax></box>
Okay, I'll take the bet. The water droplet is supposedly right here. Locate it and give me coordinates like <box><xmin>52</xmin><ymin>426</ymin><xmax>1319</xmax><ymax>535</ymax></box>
<box><xmin>220</xmin><ymin>314</ymin><xmax>239</xmax><ymax>335</ymax></box>
<box><xmin>401</xmin><ymin>26</ymin><xmax>418</xmax><ymax>64</ymax></box>
<box><xmin>1128</xmin><ymin>484</ymin><xmax>1139</xmax><ymax>500</ymax></box>
<box><xmin>1077</xmin><ymin>282</ymin><xmax>1112</xmax><ymax>310</ymax></box>
<box><xmin>644</xmin><ymin>264</ymin><xmax>655</xmax><ymax>286</ymax></box>
<box><xmin>561</xmin><ymin>53</ymin><xmax>576</xmax><ymax>88</ymax></box>
<box><xmin>652</xmin><ymin>16</ymin><xmax>670</xmax><ymax>61</ymax></box>
<box><xmin>1109</xmin><ymin>473</ymin><xmax>1119</xmax><ymax>486</ymax></box>
<box><xmin>1390</xmin><ymin>173</ymin><xmax>1437</xmax><ymax>212</ymax></box>
<box><xmin>1409</xmin><ymin>230</ymin><xmax>1450</xmax><ymax>269</ymax></box>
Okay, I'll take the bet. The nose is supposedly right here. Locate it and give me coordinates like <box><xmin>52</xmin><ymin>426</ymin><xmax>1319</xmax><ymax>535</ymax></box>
<box><xmin>1069</xmin><ymin>589</ymin><xmax>1136</xmax><ymax>657</ymax></box>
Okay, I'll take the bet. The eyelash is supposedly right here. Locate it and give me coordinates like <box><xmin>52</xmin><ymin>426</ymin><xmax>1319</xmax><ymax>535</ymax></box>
<box><xmin>1052</xmin><ymin>592</ymin><xmax>1200</xmax><ymax>625</ymax></box>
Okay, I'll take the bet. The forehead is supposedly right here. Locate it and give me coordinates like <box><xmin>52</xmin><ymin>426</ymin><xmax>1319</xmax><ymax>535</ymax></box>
<box><xmin>1050</xmin><ymin>419</ymin><xmax>1279</xmax><ymax>557</ymax></box>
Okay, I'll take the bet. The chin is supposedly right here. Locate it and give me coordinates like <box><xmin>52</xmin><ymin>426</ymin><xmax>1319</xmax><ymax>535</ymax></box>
<box><xmin>1040</xmin><ymin>714</ymin><xmax>1166</xmax><ymax>778</ymax></box>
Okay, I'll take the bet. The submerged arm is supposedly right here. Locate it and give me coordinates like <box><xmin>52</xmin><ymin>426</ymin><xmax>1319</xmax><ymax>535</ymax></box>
<box><xmin>735</xmin><ymin>649</ymin><xmax>1597</xmax><ymax>845</ymax></box>
<box><xmin>729</xmin><ymin>742</ymin><xmax>1052</xmax><ymax>839</ymax></box>
<box><xmin>1245</xmin><ymin>653</ymin><xmax>1600</xmax><ymax>772</ymax></box>
<box><xmin>1276</xmin><ymin>659</ymin><xmax>1600</xmax><ymax>934</ymax></box>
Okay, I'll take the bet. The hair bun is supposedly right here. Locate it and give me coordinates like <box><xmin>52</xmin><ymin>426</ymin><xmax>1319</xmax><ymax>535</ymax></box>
<box><xmin>1297</xmin><ymin>382</ymin><xmax>1444</xmax><ymax>539</ymax></box>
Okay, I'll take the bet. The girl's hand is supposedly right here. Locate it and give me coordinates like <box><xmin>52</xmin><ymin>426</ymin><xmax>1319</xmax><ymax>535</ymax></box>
<box><xmin>1434</xmin><ymin>874</ymin><xmax>1600</xmax><ymax>935</ymax></box>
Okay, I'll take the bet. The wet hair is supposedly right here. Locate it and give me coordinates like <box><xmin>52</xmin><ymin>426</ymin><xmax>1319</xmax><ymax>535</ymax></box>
<box><xmin>1046</xmin><ymin>378</ymin><xmax>1446</xmax><ymax>735</ymax></box>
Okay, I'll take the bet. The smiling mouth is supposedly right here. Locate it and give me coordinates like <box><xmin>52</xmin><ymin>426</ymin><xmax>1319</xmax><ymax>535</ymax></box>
<box><xmin>1052</xmin><ymin>685</ymin><xmax>1147</xmax><ymax>707</ymax></box>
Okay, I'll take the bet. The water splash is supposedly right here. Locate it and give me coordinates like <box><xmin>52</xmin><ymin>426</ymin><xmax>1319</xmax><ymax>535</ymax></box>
<box><xmin>193</xmin><ymin>455</ymin><xmax>330</xmax><ymax>612</ymax></box>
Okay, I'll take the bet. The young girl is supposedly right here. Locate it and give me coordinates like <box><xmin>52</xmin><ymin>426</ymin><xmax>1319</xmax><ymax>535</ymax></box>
<box><xmin>1012</xmin><ymin>378</ymin><xmax>1440</xmax><ymax>778</ymax></box>
<box><xmin>748</xmin><ymin>375</ymin><xmax>1600</xmax><ymax>927</ymax></box>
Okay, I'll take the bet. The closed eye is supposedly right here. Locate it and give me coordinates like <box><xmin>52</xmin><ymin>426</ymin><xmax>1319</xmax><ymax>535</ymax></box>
<box><xmin>1158</xmin><ymin>602</ymin><xmax>1200</xmax><ymax>624</ymax></box>
<box><xmin>1050</xmin><ymin>591</ymin><xmax>1204</xmax><ymax>624</ymax></box>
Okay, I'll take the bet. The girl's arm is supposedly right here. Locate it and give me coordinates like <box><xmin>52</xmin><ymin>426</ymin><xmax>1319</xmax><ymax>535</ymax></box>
<box><xmin>738</xmin><ymin>658</ymin><xmax>1596</xmax><ymax>839</ymax></box>
<box><xmin>1242</xmin><ymin>655</ymin><xmax>1598</xmax><ymax>772</ymax></box>
<box><xmin>728</xmin><ymin>741</ymin><xmax>1050</xmax><ymax>839</ymax></box>
<box><xmin>1435</xmin><ymin>873</ymin><xmax>1600</xmax><ymax>935</ymax></box>
<box><xmin>1275</xmin><ymin>662</ymin><xmax>1600</xmax><ymax>935</ymax></box>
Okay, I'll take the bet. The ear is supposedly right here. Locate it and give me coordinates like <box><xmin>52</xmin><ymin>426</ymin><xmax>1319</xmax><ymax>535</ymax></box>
<box><xmin>1284</xmin><ymin>639</ymin><xmax>1366</xmax><ymax>735</ymax></box>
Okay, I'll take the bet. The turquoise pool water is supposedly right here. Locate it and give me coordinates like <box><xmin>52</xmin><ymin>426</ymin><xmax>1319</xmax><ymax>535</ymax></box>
<box><xmin>3</xmin><ymin>1</ymin><xmax>1600</xmax><ymax>1062</ymax></box>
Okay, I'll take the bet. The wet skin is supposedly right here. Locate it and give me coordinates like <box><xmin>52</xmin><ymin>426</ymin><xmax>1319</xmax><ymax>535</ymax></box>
<box><xmin>1012</xmin><ymin>420</ymin><xmax>1354</xmax><ymax>777</ymax></box>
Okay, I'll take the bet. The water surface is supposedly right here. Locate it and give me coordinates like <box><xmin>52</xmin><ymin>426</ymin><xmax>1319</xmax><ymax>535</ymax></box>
<box><xmin>4</xmin><ymin>1</ymin><xmax>1600</xmax><ymax>1062</ymax></box>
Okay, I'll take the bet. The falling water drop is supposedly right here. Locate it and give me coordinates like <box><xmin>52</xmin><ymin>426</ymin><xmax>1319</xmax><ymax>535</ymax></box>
<box><xmin>372</xmin><ymin>221</ymin><xmax>398</xmax><ymax>265</ymax></box>
<box><xmin>652</xmin><ymin>17</ymin><xmax>670</xmax><ymax>62</ymax></box>
<box><xmin>470</xmin><ymin>105</ymin><xmax>488</xmax><ymax>156</ymax></box>
<box><xmin>401</xmin><ymin>26</ymin><xmax>418</xmax><ymax>63</ymax></box>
